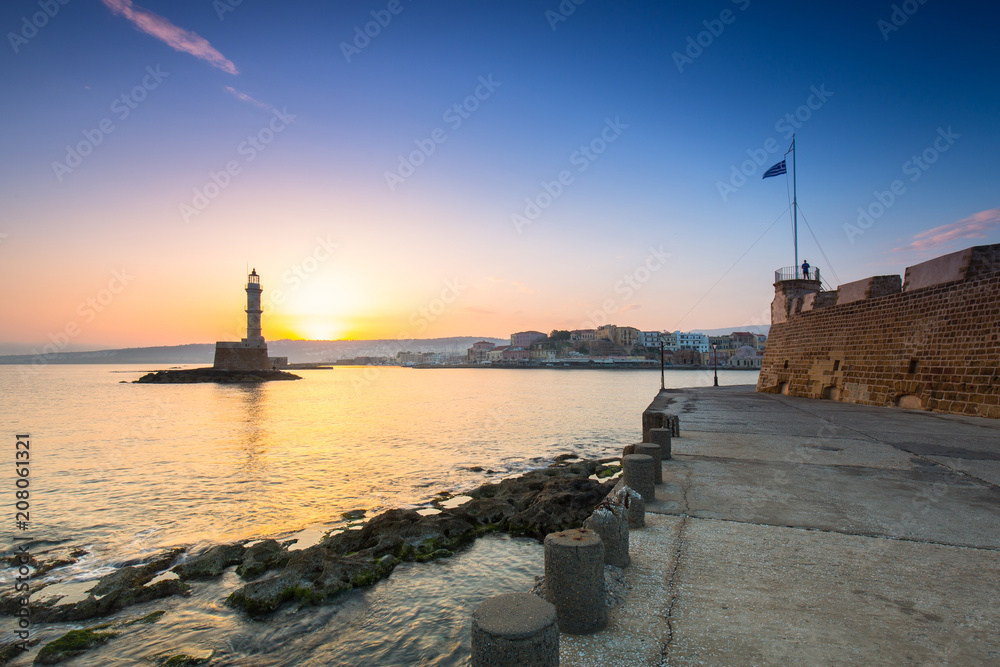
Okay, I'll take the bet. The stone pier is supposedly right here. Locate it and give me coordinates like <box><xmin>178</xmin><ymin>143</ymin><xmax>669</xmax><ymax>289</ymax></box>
<box><xmin>557</xmin><ymin>385</ymin><xmax>1000</xmax><ymax>665</ymax></box>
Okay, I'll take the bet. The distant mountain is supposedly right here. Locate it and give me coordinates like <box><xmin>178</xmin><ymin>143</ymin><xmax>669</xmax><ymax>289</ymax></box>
<box><xmin>692</xmin><ymin>325</ymin><xmax>771</xmax><ymax>337</ymax></box>
<box><xmin>0</xmin><ymin>338</ymin><xmax>508</xmax><ymax>365</ymax></box>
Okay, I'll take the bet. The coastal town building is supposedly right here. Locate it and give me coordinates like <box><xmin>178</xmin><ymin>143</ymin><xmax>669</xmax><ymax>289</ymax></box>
<box><xmin>214</xmin><ymin>269</ymin><xmax>284</xmax><ymax>371</ymax></box>
<box><xmin>662</xmin><ymin>331</ymin><xmax>710</xmax><ymax>353</ymax></box>
<box><xmin>595</xmin><ymin>324</ymin><xmax>640</xmax><ymax>349</ymax></box>
<box><xmin>530</xmin><ymin>348</ymin><xmax>556</xmax><ymax>362</ymax></box>
<box><xmin>638</xmin><ymin>331</ymin><xmax>661</xmax><ymax>348</ymax></box>
<box><xmin>570</xmin><ymin>329</ymin><xmax>596</xmax><ymax>342</ymax></box>
<box><xmin>511</xmin><ymin>330</ymin><xmax>547</xmax><ymax>347</ymax></box>
<box><xmin>466</xmin><ymin>340</ymin><xmax>496</xmax><ymax>363</ymax></box>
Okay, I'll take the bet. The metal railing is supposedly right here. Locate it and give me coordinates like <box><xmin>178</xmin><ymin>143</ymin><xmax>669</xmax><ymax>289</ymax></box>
<box><xmin>775</xmin><ymin>266</ymin><xmax>820</xmax><ymax>282</ymax></box>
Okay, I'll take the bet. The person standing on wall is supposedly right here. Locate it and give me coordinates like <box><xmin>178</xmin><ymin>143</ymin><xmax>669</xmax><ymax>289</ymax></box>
<box><xmin>801</xmin><ymin>259</ymin><xmax>810</xmax><ymax>279</ymax></box>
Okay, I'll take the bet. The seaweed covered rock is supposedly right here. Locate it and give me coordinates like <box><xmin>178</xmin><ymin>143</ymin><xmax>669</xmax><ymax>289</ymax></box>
<box><xmin>34</xmin><ymin>627</ymin><xmax>119</xmax><ymax>665</ymax></box>
<box><xmin>220</xmin><ymin>458</ymin><xmax>613</xmax><ymax>616</ymax></box>
<box><xmin>173</xmin><ymin>543</ymin><xmax>246</xmax><ymax>580</ymax></box>
<box><xmin>226</xmin><ymin>512</ymin><xmax>478</xmax><ymax>615</ymax></box>
<box><xmin>226</xmin><ymin>550</ymin><xmax>397</xmax><ymax>615</ymax></box>
<box><xmin>506</xmin><ymin>476</ymin><xmax>614</xmax><ymax>540</ymax></box>
<box><xmin>30</xmin><ymin>549</ymin><xmax>188</xmax><ymax>624</ymax></box>
<box><xmin>236</xmin><ymin>540</ymin><xmax>288</xmax><ymax>579</ymax></box>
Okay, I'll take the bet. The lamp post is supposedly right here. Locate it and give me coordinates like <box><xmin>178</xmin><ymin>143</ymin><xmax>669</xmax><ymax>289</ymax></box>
<box><xmin>660</xmin><ymin>338</ymin><xmax>665</xmax><ymax>390</ymax></box>
<box><xmin>713</xmin><ymin>344</ymin><xmax>718</xmax><ymax>387</ymax></box>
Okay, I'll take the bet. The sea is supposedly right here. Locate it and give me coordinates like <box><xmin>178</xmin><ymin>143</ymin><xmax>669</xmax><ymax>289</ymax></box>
<box><xmin>1</xmin><ymin>364</ymin><xmax>758</xmax><ymax>665</ymax></box>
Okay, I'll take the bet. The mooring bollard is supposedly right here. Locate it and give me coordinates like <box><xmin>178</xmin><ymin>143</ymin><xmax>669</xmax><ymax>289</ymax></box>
<box><xmin>635</xmin><ymin>443</ymin><xmax>662</xmax><ymax>484</ymax></box>
<box><xmin>584</xmin><ymin>504</ymin><xmax>629</xmax><ymax>568</ymax></box>
<box><xmin>649</xmin><ymin>427</ymin><xmax>672</xmax><ymax>460</ymax></box>
<box><xmin>471</xmin><ymin>592</ymin><xmax>559</xmax><ymax>667</ymax></box>
<box><xmin>670</xmin><ymin>414</ymin><xmax>680</xmax><ymax>437</ymax></box>
<box><xmin>544</xmin><ymin>528</ymin><xmax>607</xmax><ymax>634</ymax></box>
<box><xmin>641</xmin><ymin>409</ymin><xmax>660</xmax><ymax>443</ymax></box>
<box><xmin>616</xmin><ymin>485</ymin><xmax>645</xmax><ymax>528</ymax></box>
<box><xmin>622</xmin><ymin>453</ymin><xmax>655</xmax><ymax>502</ymax></box>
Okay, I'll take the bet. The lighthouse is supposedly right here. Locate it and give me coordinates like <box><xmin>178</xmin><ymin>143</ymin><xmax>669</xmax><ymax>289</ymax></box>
<box><xmin>213</xmin><ymin>269</ymin><xmax>271</xmax><ymax>371</ymax></box>
<box><xmin>245</xmin><ymin>269</ymin><xmax>264</xmax><ymax>345</ymax></box>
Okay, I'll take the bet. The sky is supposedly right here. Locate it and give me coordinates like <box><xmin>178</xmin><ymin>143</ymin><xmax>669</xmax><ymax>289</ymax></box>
<box><xmin>2</xmin><ymin>0</ymin><xmax>999</xmax><ymax>352</ymax></box>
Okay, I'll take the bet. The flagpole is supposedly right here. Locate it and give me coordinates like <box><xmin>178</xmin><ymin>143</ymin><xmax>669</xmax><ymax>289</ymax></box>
<box><xmin>791</xmin><ymin>134</ymin><xmax>798</xmax><ymax>276</ymax></box>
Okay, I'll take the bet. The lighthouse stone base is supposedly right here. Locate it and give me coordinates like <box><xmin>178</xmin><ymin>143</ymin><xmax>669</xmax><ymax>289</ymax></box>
<box><xmin>214</xmin><ymin>341</ymin><xmax>270</xmax><ymax>371</ymax></box>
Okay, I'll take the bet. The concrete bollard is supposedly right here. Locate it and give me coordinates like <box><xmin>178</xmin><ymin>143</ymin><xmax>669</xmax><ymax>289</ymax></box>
<box><xmin>471</xmin><ymin>592</ymin><xmax>559</xmax><ymax>667</ymax></box>
<box><xmin>649</xmin><ymin>427</ymin><xmax>672</xmax><ymax>460</ymax></box>
<box><xmin>615</xmin><ymin>485</ymin><xmax>645</xmax><ymax>528</ymax></box>
<box><xmin>636</xmin><ymin>443</ymin><xmax>662</xmax><ymax>484</ymax></box>
<box><xmin>584</xmin><ymin>504</ymin><xmax>630</xmax><ymax>568</ymax></box>
<box><xmin>670</xmin><ymin>414</ymin><xmax>680</xmax><ymax>437</ymax></box>
<box><xmin>622</xmin><ymin>443</ymin><xmax>637</xmax><ymax>457</ymax></box>
<box><xmin>622</xmin><ymin>454</ymin><xmax>655</xmax><ymax>502</ymax></box>
<box><xmin>544</xmin><ymin>528</ymin><xmax>607</xmax><ymax>634</ymax></box>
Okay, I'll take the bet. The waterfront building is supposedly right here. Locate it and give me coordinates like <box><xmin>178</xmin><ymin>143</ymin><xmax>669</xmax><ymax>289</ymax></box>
<box><xmin>709</xmin><ymin>335</ymin><xmax>734</xmax><ymax>351</ymax></box>
<box><xmin>503</xmin><ymin>347</ymin><xmax>530</xmax><ymax>363</ymax></box>
<box><xmin>570</xmin><ymin>329</ymin><xmax>596</xmax><ymax>342</ymax></box>
<box><xmin>638</xmin><ymin>331</ymin><xmax>662</xmax><ymax>348</ymax></box>
<box><xmin>511</xmin><ymin>330</ymin><xmax>547</xmax><ymax>347</ymax></box>
<box><xmin>466</xmin><ymin>340</ymin><xmax>496</xmax><ymax>363</ymax></box>
<box><xmin>730</xmin><ymin>331</ymin><xmax>761</xmax><ymax>350</ymax></box>
<box><xmin>595</xmin><ymin>324</ymin><xmax>640</xmax><ymax>349</ymax></box>
<box><xmin>675</xmin><ymin>331</ymin><xmax>710</xmax><ymax>353</ymax></box>
<box><xmin>530</xmin><ymin>348</ymin><xmax>556</xmax><ymax>361</ymax></box>
<box><xmin>397</xmin><ymin>351</ymin><xmax>422</xmax><ymax>365</ymax></box>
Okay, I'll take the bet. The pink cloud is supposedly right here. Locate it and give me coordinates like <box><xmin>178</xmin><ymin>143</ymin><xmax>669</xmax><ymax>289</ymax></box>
<box><xmin>892</xmin><ymin>207</ymin><xmax>1000</xmax><ymax>253</ymax></box>
<box><xmin>102</xmin><ymin>0</ymin><xmax>238</xmax><ymax>75</ymax></box>
<box><xmin>224</xmin><ymin>86</ymin><xmax>273</xmax><ymax>111</ymax></box>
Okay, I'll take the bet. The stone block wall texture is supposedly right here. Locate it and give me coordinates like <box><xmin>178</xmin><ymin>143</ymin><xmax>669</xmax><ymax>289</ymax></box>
<box><xmin>758</xmin><ymin>244</ymin><xmax>1000</xmax><ymax>418</ymax></box>
<box><xmin>214</xmin><ymin>343</ymin><xmax>270</xmax><ymax>371</ymax></box>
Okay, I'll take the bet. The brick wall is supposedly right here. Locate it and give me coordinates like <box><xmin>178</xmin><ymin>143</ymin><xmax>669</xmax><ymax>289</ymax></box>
<box><xmin>757</xmin><ymin>244</ymin><xmax>1000</xmax><ymax>418</ymax></box>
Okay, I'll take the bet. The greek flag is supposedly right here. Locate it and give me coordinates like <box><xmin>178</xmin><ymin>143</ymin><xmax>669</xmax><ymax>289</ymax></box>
<box><xmin>762</xmin><ymin>160</ymin><xmax>786</xmax><ymax>179</ymax></box>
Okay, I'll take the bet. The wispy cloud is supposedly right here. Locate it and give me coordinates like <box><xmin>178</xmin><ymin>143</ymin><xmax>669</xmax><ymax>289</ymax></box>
<box><xmin>224</xmin><ymin>86</ymin><xmax>273</xmax><ymax>112</ymax></box>
<box><xmin>620</xmin><ymin>303</ymin><xmax>642</xmax><ymax>313</ymax></box>
<box><xmin>101</xmin><ymin>0</ymin><xmax>238</xmax><ymax>75</ymax></box>
<box><xmin>891</xmin><ymin>207</ymin><xmax>1000</xmax><ymax>253</ymax></box>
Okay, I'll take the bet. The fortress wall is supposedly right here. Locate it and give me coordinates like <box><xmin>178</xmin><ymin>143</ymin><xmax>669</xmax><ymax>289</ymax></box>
<box><xmin>758</xmin><ymin>244</ymin><xmax>1000</xmax><ymax>418</ymax></box>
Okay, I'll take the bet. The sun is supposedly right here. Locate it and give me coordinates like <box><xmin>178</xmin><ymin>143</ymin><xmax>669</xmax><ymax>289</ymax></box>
<box><xmin>296</xmin><ymin>319</ymin><xmax>346</xmax><ymax>341</ymax></box>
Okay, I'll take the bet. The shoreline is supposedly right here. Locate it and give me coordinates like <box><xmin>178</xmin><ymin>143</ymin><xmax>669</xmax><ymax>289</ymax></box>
<box><xmin>0</xmin><ymin>454</ymin><xmax>622</xmax><ymax>663</ymax></box>
<box><xmin>407</xmin><ymin>363</ymin><xmax>760</xmax><ymax>370</ymax></box>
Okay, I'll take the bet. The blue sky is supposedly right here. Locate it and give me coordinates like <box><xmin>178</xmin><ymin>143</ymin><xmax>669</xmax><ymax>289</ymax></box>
<box><xmin>2</xmin><ymin>0</ymin><xmax>998</xmax><ymax>350</ymax></box>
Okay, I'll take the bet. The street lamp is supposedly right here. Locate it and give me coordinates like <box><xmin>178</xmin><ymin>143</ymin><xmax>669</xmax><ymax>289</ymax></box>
<box><xmin>660</xmin><ymin>339</ymin><xmax>665</xmax><ymax>390</ymax></box>
<box><xmin>713</xmin><ymin>344</ymin><xmax>718</xmax><ymax>386</ymax></box>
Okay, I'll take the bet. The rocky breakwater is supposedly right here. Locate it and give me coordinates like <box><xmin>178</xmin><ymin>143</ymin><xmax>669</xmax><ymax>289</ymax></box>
<box><xmin>0</xmin><ymin>456</ymin><xmax>622</xmax><ymax>654</ymax></box>
<box><xmin>225</xmin><ymin>456</ymin><xmax>620</xmax><ymax>615</ymax></box>
<box><xmin>134</xmin><ymin>368</ymin><xmax>301</xmax><ymax>384</ymax></box>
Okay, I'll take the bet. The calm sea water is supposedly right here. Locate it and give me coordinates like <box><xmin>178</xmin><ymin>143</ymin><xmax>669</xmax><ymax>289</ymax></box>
<box><xmin>0</xmin><ymin>364</ymin><xmax>757</xmax><ymax>665</ymax></box>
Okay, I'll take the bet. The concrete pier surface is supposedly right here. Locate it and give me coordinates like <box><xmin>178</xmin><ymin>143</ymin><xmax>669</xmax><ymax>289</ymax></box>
<box><xmin>561</xmin><ymin>385</ymin><xmax>1000</xmax><ymax>666</ymax></box>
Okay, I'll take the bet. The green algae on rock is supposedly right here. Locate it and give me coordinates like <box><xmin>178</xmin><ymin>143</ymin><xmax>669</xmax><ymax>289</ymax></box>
<box><xmin>34</xmin><ymin>627</ymin><xmax>119</xmax><ymax>665</ymax></box>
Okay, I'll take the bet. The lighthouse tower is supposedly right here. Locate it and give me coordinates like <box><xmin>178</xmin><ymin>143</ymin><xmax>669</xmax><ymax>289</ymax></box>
<box><xmin>244</xmin><ymin>269</ymin><xmax>264</xmax><ymax>345</ymax></box>
<box><xmin>213</xmin><ymin>269</ymin><xmax>270</xmax><ymax>371</ymax></box>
